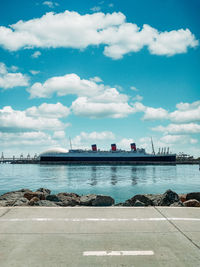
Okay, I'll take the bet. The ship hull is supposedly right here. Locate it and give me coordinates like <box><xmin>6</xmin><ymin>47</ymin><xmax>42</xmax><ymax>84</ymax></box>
<box><xmin>40</xmin><ymin>155</ymin><xmax>176</xmax><ymax>164</ymax></box>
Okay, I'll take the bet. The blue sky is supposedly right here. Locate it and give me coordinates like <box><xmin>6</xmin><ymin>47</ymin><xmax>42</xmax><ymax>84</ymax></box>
<box><xmin>0</xmin><ymin>0</ymin><xmax>199</xmax><ymax>157</ymax></box>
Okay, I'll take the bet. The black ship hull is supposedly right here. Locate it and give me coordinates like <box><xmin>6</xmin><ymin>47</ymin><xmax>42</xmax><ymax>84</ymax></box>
<box><xmin>40</xmin><ymin>155</ymin><xmax>176</xmax><ymax>164</ymax></box>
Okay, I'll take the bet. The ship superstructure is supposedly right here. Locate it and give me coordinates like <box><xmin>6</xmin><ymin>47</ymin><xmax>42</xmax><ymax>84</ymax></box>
<box><xmin>39</xmin><ymin>143</ymin><xmax>176</xmax><ymax>163</ymax></box>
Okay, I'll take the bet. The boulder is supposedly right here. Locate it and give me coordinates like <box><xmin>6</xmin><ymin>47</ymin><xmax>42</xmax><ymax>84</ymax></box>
<box><xmin>186</xmin><ymin>192</ymin><xmax>200</xmax><ymax>202</ymax></box>
<box><xmin>46</xmin><ymin>194</ymin><xmax>60</xmax><ymax>202</ymax></box>
<box><xmin>158</xmin><ymin>189</ymin><xmax>180</xmax><ymax>206</ymax></box>
<box><xmin>28</xmin><ymin>197</ymin><xmax>40</xmax><ymax>206</ymax></box>
<box><xmin>133</xmin><ymin>200</ymin><xmax>145</xmax><ymax>206</ymax></box>
<box><xmin>179</xmin><ymin>194</ymin><xmax>187</xmax><ymax>203</ymax></box>
<box><xmin>0</xmin><ymin>189</ymin><xmax>32</xmax><ymax>206</ymax></box>
<box><xmin>170</xmin><ymin>201</ymin><xmax>183</xmax><ymax>207</ymax></box>
<box><xmin>80</xmin><ymin>194</ymin><xmax>114</xmax><ymax>206</ymax></box>
<box><xmin>36</xmin><ymin>188</ymin><xmax>51</xmax><ymax>196</ymax></box>
<box><xmin>13</xmin><ymin>197</ymin><xmax>29</xmax><ymax>206</ymax></box>
<box><xmin>124</xmin><ymin>194</ymin><xmax>153</xmax><ymax>206</ymax></box>
<box><xmin>56</xmin><ymin>193</ymin><xmax>80</xmax><ymax>206</ymax></box>
<box><xmin>24</xmin><ymin>192</ymin><xmax>45</xmax><ymax>201</ymax></box>
<box><xmin>183</xmin><ymin>199</ymin><xmax>200</xmax><ymax>207</ymax></box>
<box><xmin>33</xmin><ymin>200</ymin><xmax>58</xmax><ymax>207</ymax></box>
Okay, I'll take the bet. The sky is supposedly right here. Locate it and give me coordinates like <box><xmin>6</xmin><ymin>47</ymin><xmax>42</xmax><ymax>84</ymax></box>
<box><xmin>0</xmin><ymin>0</ymin><xmax>200</xmax><ymax>157</ymax></box>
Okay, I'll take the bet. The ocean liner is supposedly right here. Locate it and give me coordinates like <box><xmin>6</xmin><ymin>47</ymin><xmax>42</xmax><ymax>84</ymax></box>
<box><xmin>39</xmin><ymin>143</ymin><xmax>176</xmax><ymax>164</ymax></box>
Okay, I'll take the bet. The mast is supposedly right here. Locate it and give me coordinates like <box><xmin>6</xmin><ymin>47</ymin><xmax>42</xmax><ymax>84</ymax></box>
<box><xmin>151</xmin><ymin>137</ymin><xmax>155</xmax><ymax>155</ymax></box>
<box><xmin>69</xmin><ymin>137</ymin><xmax>73</xmax><ymax>150</ymax></box>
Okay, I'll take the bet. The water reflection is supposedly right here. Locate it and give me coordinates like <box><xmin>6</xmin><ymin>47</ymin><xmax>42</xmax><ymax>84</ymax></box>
<box><xmin>111</xmin><ymin>166</ymin><xmax>117</xmax><ymax>185</ymax></box>
<box><xmin>131</xmin><ymin>167</ymin><xmax>138</xmax><ymax>185</ymax></box>
<box><xmin>90</xmin><ymin>166</ymin><xmax>97</xmax><ymax>186</ymax></box>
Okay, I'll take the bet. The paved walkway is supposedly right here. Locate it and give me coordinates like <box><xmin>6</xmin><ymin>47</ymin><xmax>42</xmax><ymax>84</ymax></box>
<box><xmin>0</xmin><ymin>207</ymin><xmax>200</xmax><ymax>266</ymax></box>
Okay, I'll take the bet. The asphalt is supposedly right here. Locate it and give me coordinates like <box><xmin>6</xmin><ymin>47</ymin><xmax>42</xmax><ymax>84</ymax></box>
<box><xmin>0</xmin><ymin>207</ymin><xmax>199</xmax><ymax>267</ymax></box>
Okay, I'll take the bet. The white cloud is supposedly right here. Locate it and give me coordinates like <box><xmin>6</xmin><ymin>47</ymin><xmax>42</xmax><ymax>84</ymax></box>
<box><xmin>29</xmin><ymin>73</ymin><xmax>134</xmax><ymax>118</ymax></box>
<box><xmin>53</xmin><ymin>130</ymin><xmax>66</xmax><ymax>139</ymax></box>
<box><xmin>130</xmin><ymin>86</ymin><xmax>138</xmax><ymax>91</ymax></box>
<box><xmin>0</xmin><ymin>105</ymin><xmax>69</xmax><ymax>132</ymax></box>
<box><xmin>132</xmin><ymin>102</ymin><xmax>168</xmax><ymax>120</ymax></box>
<box><xmin>152</xmin><ymin>123</ymin><xmax>200</xmax><ymax>134</ymax></box>
<box><xmin>170</xmin><ymin>100</ymin><xmax>200</xmax><ymax>123</ymax></box>
<box><xmin>71</xmin><ymin>96</ymin><xmax>134</xmax><ymax>118</ymax></box>
<box><xmin>10</xmin><ymin>65</ymin><xmax>18</xmax><ymax>72</ymax></box>
<box><xmin>132</xmin><ymin>94</ymin><xmax>143</xmax><ymax>102</ymax></box>
<box><xmin>148</xmin><ymin>29</ymin><xmax>198</xmax><ymax>56</ymax></box>
<box><xmin>90</xmin><ymin>6</ymin><xmax>101</xmax><ymax>12</ymax></box>
<box><xmin>118</xmin><ymin>138</ymin><xmax>134</xmax><ymax>150</ymax></box>
<box><xmin>31</xmin><ymin>51</ymin><xmax>41</xmax><ymax>58</ymax></box>
<box><xmin>43</xmin><ymin>1</ymin><xmax>59</xmax><ymax>8</ymax></box>
<box><xmin>26</xmin><ymin>102</ymin><xmax>70</xmax><ymax>118</ymax></box>
<box><xmin>160</xmin><ymin>134</ymin><xmax>184</xmax><ymax>144</ymax></box>
<box><xmin>90</xmin><ymin>76</ymin><xmax>102</xmax><ymax>83</ymax></box>
<box><xmin>30</xmin><ymin>70</ymin><xmax>40</xmax><ymax>75</ymax></box>
<box><xmin>28</xmin><ymin>73</ymin><xmax>104</xmax><ymax>98</ymax></box>
<box><xmin>0</xmin><ymin>10</ymin><xmax>197</xmax><ymax>59</ymax></box>
<box><xmin>72</xmin><ymin>131</ymin><xmax>115</xmax><ymax>148</ymax></box>
<box><xmin>0</xmin><ymin>62</ymin><xmax>29</xmax><ymax>89</ymax></box>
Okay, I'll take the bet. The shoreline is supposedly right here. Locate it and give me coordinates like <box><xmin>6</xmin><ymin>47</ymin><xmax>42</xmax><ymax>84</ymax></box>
<box><xmin>0</xmin><ymin>188</ymin><xmax>200</xmax><ymax>208</ymax></box>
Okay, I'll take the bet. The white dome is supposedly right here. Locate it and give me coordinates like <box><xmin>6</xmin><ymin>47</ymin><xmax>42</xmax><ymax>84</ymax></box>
<box><xmin>40</xmin><ymin>147</ymin><xmax>68</xmax><ymax>156</ymax></box>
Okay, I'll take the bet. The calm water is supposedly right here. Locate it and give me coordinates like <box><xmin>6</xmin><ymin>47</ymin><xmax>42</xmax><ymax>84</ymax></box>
<box><xmin>0</xmin><ymin>164</ymin><xmax>199</xmax><ymax>203</ymax></box>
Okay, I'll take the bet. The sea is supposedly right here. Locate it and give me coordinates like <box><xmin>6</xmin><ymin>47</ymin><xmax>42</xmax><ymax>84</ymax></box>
<box><xmin>0</xmin><ymin>164</ymin><xmax>199</xmax><ymax>203</ymax></box>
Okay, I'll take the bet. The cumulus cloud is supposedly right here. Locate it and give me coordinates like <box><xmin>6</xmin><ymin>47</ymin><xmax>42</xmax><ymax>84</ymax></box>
<box><xmin>43</xmin><ymin>1</ymin><xmax>59</xmax><ymax>8</ymax></box>
<box><xmin>90</xmin><ymin>76</ymin><xmax>102</xmax><ymax>83</ymax></box>
<box><xmin>90</xmin><ymin>6</ymin><xmax>101</xmax><ymax>12</ymax></box>
<box><xmin>28</xmin><ymin>73</ymin><xmax>104</xmax><ymax>98</ymax></box>
<box><xmin>132</xmin><ymin>102</ymin><xmax>169</xmax><ymax>120</ymax></box>
<box><xmin>0</xmin><ymin>62</ymin><xmax>29</xmax><ymax>89</ymax></box>
<box><xmin>130</xmin><ymin>86</ymin><xmax>138</xmax><ymax>91</ymax></box>
<box><xmin>118</xmin><ymin>138</ymin><xmax>134</xmax><ymax>150</ymax></box>
<box><xmin>29</xmin><ymin>73</ymin><xmax>135</xmax><ymax>118</ymax></box>
<box><xmin>0</xmin><ymin>10</ymin><xmax>197</xmax><ymax>59</ymax></box>
<box><xmin>0</xmin><ymin>104</ymin><xmax>69</xmax><ymax>132</ymax></box>
<box><xmin>31</xmin><ymin>51</ymin><xmax>41</xmax><ymax>58</ymax></box>
<box><xmin>71</xmin><ymin>96</ymin><xmax>134</xmax><ymax>118</ymax></box>
<box><xmin>170</xmin><ymin>100</ymin><xmax>200</xmax><ymax>123</ymax></box>
<box><xmin>72</xmin><ymin>131</ymin><xmax>115</xmax><ymax>148</ymax></box>
<box><xmin>53</xmin><ymin>130</ymin><xmax>66</xmax><ymax>139</ymax></box>
<box><xmin>160</xmin><ymin>134</ymin><xmax>198</xmax><ymax>145</ymax></box>
<box><xmin>152</xmin><ymin>123</ymin><xmax>200</xmax><ymax>134</ymax></box>
<box><xmin>26</xmin><ymin>102</ymin><xmax>70</xmax><ymax>118</ymax></box>
<box><xmin>132</xmin><ymin>94</ymin><xmax>143</xmax><ymax>102</ymax></box>
<box><xmin>30</xmin><ymin>70</ymin><xmax>40</xmax><ymax>75</ymax></box>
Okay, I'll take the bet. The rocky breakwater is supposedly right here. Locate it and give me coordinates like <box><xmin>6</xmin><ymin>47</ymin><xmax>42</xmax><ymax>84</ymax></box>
<box><xmin>118</xmin><ymin>189</ymin><xmax>200</xmax><ymax>207</ymax></box>
<box><xmin>0</xmin><ymin>188</ymin><xmax>115</xmax><ymax>207</ymax></box>
<box><xmin>0</xmin><ymin>188</ymin><xmax>200</xmax><ymax>207</ymax></box>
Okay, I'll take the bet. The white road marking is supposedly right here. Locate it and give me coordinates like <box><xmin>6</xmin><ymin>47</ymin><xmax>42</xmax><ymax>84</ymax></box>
<box><xmin>0</xmin><ymin>217</ymin><xmax>200</xmax><ymax>222</ymax></box>
<box><xmin>83</xmin><ymin>250</ymin><xmax>154</xmax><ymax>256</ymax></box>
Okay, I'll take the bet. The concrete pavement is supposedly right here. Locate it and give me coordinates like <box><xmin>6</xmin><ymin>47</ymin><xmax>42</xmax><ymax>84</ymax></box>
<box><xmin>0</xmin><ymin>207</ymin><xmax>199</xmax><ymax>266</ymax></box>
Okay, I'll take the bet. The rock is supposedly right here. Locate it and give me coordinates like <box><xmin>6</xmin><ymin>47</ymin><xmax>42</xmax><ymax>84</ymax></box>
<box><xmin>28</xmin><ymin>197</ymin><xmax>40</xmax><ymax>206</ymax></box>
<box><xmin>179</xmin><ymin>194</ymin><xmax>187</xmax><ymax>203</ymax></box>
<box><xmin>183</xmin><ymin>199</ymin><xmax>200</xmax><ymax>207</ymax></box>
<box><xmin>56</xmin><ymin>193</ymin><xmax>80</xmax><ymax>206</ymax></box>
<box><xmin>33</xmin><ymin>200</ymin><xmax>58</xmax><ymax>207</ymax></box>
<box><xmin>158</xmin><ymin>189</ymin><xmax>180</xmax><ymax>206</ymax></box>
<box><xmin>170</xmin><ymin>201</ymin><xmax>183</xmax><ymax>207</ymax></box>
<box><xmin>13</xmin><ymin>197</ymin><xmax>29</xmax><ymax>206</ymax></box>
<box><xmin>133</xmin><ymin>200</ymin><xmax>145</xmax><ymax>206</ymax></box>
<box><xmin>80</xmin><ymin>194</ymin><xmax>114</xmax><ymax>206</ymax></box>
<box><xmin>0</xmin><ymin>189</ymin><xmax>32</xmax><ymax>206</ymax></box>
<box><xmin>46</xmin><ymin>194</ymin><xmax>60</xmax><ymax>202</ymax></box>
<box><xmin>24</xmin><ymin>192</ymin><xmax>45</xmax><ymax>201</ymax></box>
<box><xmin>124</xmin><ymin>194</ymin><xmax>153</xmax><ymax>206</ymax></box>
<box><xmin>36</xmin><ymin>188</ymin><xmax>51</xmax><ymax>196</ymax></box>
<box><xmin>186</xmin><ymin>192</ymin><xmax>200</xmax><ymax>202</ymax></box>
